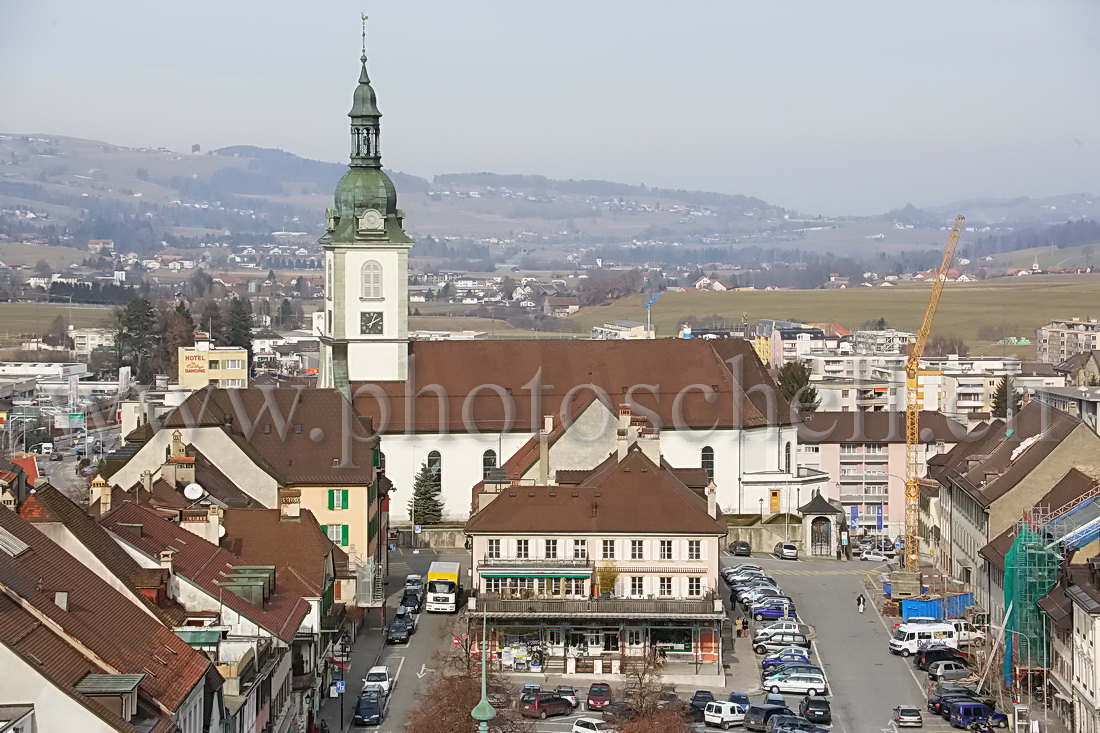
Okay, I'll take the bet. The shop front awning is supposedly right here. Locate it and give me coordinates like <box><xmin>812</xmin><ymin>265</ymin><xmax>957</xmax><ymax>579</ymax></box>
<box><xmin>480</xmin><ymin>570</ymin><xmax>591</xmax><ymax>578</ymax></box>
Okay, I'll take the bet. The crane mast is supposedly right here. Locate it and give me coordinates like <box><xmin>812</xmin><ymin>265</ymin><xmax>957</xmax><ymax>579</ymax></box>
<box><xmin>903</xmin><ymin>215</ymin><xmax>965</xmax><ymax>574</ymax></box>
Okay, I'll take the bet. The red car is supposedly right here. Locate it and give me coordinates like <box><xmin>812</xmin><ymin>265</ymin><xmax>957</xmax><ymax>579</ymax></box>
<box><xmin>519</xmin><ymin>692</ymin><xmax>572</xmax><ymax>719</ymax></box>
<box><xmin>587</xmin><ymin>682</ymin><xmax>612</xmax><ymax>710</ymax></box>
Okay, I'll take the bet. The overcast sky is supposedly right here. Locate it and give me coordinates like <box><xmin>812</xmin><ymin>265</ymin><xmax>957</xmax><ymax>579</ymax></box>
<box><xmin>2</xmin><ymin>0</ymin><xmax>1098</xmax><ymax>215</ymax></box>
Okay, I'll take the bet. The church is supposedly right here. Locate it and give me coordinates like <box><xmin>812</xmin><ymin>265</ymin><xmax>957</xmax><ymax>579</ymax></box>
<box><xmin>314</xmin><ymin>49</ymin><xmax>825</xmax><ymax>522</ymax></box>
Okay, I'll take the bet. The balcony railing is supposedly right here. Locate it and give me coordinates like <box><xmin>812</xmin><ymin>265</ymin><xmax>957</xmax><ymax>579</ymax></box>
<box><xmin>479</xmin><ymin>557</ymin><xmax>592</xmax><ymax>569</ymax></box>
<box><xmin>840</xmin><ymin>494</ymin><xmax>887</xmax><ymax>504</ymax></box>
<box><xmin>472</xmin><ymin>593</ymin><xmax>724</xmax><ymax>618</ymax></box>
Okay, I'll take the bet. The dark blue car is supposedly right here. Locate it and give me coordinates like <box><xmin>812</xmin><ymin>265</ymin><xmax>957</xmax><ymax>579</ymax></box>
<box><xmin>353</xmin><ymin>690</ymin><xmax>386</xmax><ymax>726</ymax></box>
<box><xmin>752</xmin><ymin>602</ymin><xmax>797</xmax><ymax>621</ymax></box>
<box><xmin>761</xmin><ymin>652</ymin><xmax>810</xmax><ymax>670</ymax></box>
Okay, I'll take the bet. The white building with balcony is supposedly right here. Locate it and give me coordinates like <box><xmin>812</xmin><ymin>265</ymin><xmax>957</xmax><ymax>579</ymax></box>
<box><xmin>465</xmin><ymin>444</ymin><xmax>729</xmax><ymax>685</ymax></box>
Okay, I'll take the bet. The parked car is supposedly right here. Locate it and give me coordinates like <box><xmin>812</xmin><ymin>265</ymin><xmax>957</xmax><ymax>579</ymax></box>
<box><xmin>762</xmin><ymin>663</ymin><xmax>824</xmax><ymax>682</ymax></box>
<box><xmin>385</xmin><ymin>619</ymin><xmax>409</xmax><ymax>644</ymax></box>
<box><xmin>572</xmin><ymin>718</ymin><xmax>610</xmax><ymax>733</ymax></box>
<box><xmin>755</xmin><ymin>621</ymin><xmax>805</xmax><ymax>638</ymax></box>
<box><xmin>799</xmin><ymin>696</ymin><xmax>832</xmax><ymax>724</ymax></box>
<box><xmin>404</xmin><ymin>574</ymin><xmax>424</xmax><ymax>592</ymax></box>
<box><xmin>730</xmin><ymin>541</ymin><xmax>752</xmax><ymax>556</ymax></box>
<box><xmin>755</xmin><ymin>632</ymin><xmax>811</xmax><ymax>654</ymax></box>
<box><xmin>352</xmin><ymin>688</ymin><xmax>387</xmax><ymax>726</ymax></box>
<box><xmin>392</xmin><ymin>608</ymin><xmax>417</xmax><ymax>634</ymax></box>
<box><xmin>945</xmin><ymin>700</ymin><xmax>1008</xmax><ymax>729</ymax></box>
<box><xmin>587</xmin><ymin>682</ymin><xmax>613</xmax><ymax>710</ymax></box>
<box><xmin>764</xmin><ymin>714</ymin><xmax>828</xmax><ymax>732</ymax></box>
<box><xmin>763</xmin><ymin>693</ymin><xmax>787</xmax><ymax>707</ymax></box>
<box><xmin>892</xmin><ymin>705</ymin><xmax>923</xmax><ymax>727</ymax></box>
<box><xmin>400</xmin><ymin>589</ymin><xmax>423</xmax><ymax>613</ymax></box>
<box><xmin>599</xmin><ymin>702</ymin><xmax>637</xmax><ymax>723</ymax></box>
<box><xmin>704</xmin><ymin>701</ymin><xmax>746</xmax><ymax>729</ymax></box>
<box><xmin>554</xmin><ymin>685</ymin><xmax>578</xmax><ymax>708</ymax></box>
<box><xmin>739</xmin><ymin>588</ymin><xmax>783</xmax><ymax>607</ymax></box>
<box><xmin>726</xmin><ymin>692</ymin><xmax>751</xmax><ymax>707</ymax></box>
<box><xmin>928</xmin><ymin>691</ymin><xmax>988</xmax><ymax>716</ymax></box>
<box><xmin>362</xmin><ymin>665</ymin><xmax>393</xmax><ymax>695</ymax></box>
<box><xmin>743</xmin><ymin>704</ymin><xmax>794</xmax><ymax>732</ymax></box>
<box><xmin>753</xmin><ymin>601</ymin><xmax>797</xmax><ymax>621</ymax></box>
<box><xmin>773</xmin><ymin>542</ymin><xmax>799</xmax><ymax>560</ymax></box>
<box><xmin>914</xmin><ymin>646</ymin><xmax>966</xmax><ymax>671</ymax></box>
<box><xmin>519</xmin><ymin>692</ymin><xmax>572</xmax><ymax>719</ymax></box>
<box><xmin>928</xmin><ymin>659</ymin><xmax>971</xmax><ymax>682</ymax></box>
<box><xmin>861</xmin><ymin>549</ymin><xmax>890</xmax><ymax>562</ymax></box>
<box><xmin>762</xmin><ymin>652</ymin><xmax>811</xmax><ymax>670</ymax></box>
<box><xmin>766</xmin><ymin>673</ymin><xmax>828</xmax><ymax>696</ymax></box>
<box><xmin>521</xmin><ymin>682</ymin><xmax>541</xmax><ymax>695</ymax></box>
<box><xmin>689</xmin><ymin>690</ymin><xmax>716</xmax><ymax>716</ymax></box>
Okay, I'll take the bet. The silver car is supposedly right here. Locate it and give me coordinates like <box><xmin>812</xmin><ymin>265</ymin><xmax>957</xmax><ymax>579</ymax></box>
<box><xmin>928</xmin><ymin>659</ymin><xmax>971</xmax><ymax>682</ymax></box>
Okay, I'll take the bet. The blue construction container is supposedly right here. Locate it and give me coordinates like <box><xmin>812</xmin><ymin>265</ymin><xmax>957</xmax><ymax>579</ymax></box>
<box><xmin>900</xmin><ymin>592</ymin><xmax>975</xmax><ymax>621</ymax></box>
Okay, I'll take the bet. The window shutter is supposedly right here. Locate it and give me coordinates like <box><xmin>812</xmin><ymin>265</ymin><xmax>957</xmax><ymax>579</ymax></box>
<box><xmin>327</xmin><ymin>490</ymin><xmax>334</xmax><ymax>511</ymax></box>
<box><xmin>321</xmin><ymin>524</ymin><xmax>328</xmax><ymax>537</ymax></box>
<box><xmin>342</xmin><ymin>489</ymin><xmax>349</xmax><ymax>509</ymax></box>
<box><xmin>341</xmin><ymin>525</ymin><xmax>349</xmax><ymax>546</ymax></box>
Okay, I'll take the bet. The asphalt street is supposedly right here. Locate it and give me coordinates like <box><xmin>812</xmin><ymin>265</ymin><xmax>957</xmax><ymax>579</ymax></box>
<box><xmin>747</xmin><ymin>554</ymin><xmax>959</xmax><ymax>733</ymax></box>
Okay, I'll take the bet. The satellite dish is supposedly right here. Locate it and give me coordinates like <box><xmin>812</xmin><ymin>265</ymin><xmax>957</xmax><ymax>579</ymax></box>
<box><xmin>183</xmin><ymin>483</ymin><xmax>204</xmax><ymax>500</ymax></box>
<box><xmin>218</xmin><ymin>525</ymin><xmax>226</xmax><ymax>538</ymax></box>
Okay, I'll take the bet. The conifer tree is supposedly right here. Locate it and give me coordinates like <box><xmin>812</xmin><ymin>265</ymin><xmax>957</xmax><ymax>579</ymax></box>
<box><xmin>991</xmin><ymin>376</ymin><xmax>1018</xmax><ymax>418</ymax></box>
<box><xmin>408</xmin><ymin>461</ymin><xmax>444</xmax><ymax>524</ymax></box>
<box><xmin>225</xmin><ymin>298</ymin><xmax>253</xmax><ymax>356</ymax></box>
<box><xmin>777</xmin><ymin>361</ymin><xmax>821</xmax><ymax>413</ymax></box>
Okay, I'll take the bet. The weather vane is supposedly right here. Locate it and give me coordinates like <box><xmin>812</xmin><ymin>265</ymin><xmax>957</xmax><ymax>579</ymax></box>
<box><xmin>361</xmin><ymin>12</ymin><xmax>368</xmax><ymax>59</ymax></box>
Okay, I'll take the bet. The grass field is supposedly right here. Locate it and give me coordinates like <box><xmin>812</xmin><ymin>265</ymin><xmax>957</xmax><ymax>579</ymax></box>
<box><xmin>567</xmin><ymin>274</ymin><xmax>1100</xmax><ymax>358</ymax></box>
<box><xmin>0</xmin><ymin>242</ymin><xmax>88</xmax><ymax>268</ymax></box>
<box><xmin>0</xmin><ymin>303</ymin><xmax>113</xmax><ymax>338</ymax></box>
<box><xmin>986</xmin><ymin>242</ymin><xmax>1099</xmax><ymax>270</ymax></box>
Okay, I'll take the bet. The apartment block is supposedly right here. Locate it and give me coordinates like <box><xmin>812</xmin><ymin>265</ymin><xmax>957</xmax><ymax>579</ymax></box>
<box><xmin>1037</xmin><ymin>318</ymin><xmax>1100</xmax><ymax>363</ymax></box>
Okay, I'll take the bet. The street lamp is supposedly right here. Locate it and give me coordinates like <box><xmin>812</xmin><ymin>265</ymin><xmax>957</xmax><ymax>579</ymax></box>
<box><xmin>759</xmin><ymin>498</ymin><xmax>764</xmax><ymax>522</ymax></box>
<box><xmin>470</xmin><ymin>599</ymin><xmax>496</xmax><ymax>732</ymax></box>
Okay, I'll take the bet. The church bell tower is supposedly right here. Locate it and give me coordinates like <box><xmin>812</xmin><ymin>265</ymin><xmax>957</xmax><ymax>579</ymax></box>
<box><xmin>319</xmin><ymin>26</ymin><xmax>412</xmax><ymax>393</ymax></box>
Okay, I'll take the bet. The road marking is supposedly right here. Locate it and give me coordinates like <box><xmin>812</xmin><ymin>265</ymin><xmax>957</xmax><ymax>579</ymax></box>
<box><xmin>415</xmin><ymin>663</ymin><xmax>434</xmax><ymax>679</ymax></box>
<box><xmin>768</xmin><ymin>567</ymin><xmax>881</xmax><ymax>576</ymax></box>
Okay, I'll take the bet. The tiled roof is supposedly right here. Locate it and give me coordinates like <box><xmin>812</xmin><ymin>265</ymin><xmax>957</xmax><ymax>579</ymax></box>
<box><xmin>927</xmin><ymin>420</ymin><xmax>1006</xmax><ymax>483</ymax></box>
<box><xmin>466</xmin><ymin>446</ymin><xmax>726</xmax><ymax>535</ymax></box>
<box><xmin>798</xmin><ymin>411</ymin><xmax>966</xmax><ymax>444</ymax></box>
<box><xmin>10</xmin><ymin>455</ymin><xmax>38</xmax><ymax>484</ymax></box>
<box><xmin>980</xmin><ymin>468</ymin><xmax>1100</xmax><ymax>570</ymax></box>
<box><xmin>352</xmin><ymin>339</ymin><xmax>786</xmax><ymax>433</ymax></box>
<box><xmin>0</xmin><ymin>506</ymin><xmax>212</xmax><ymax>712</ymax></box>
<box><xmin>162</xmin><ymin>388</ymin><xmax>376</xmax><ymax>485</ymax></box>
<box><xmin>956</xmin><ymin>402</ymin><xmax>1084</xmax><ymax>508</ymax></box>
<box><xmin>220</xmin><ymin>508</ymin><xmax>339</xmax><ymax>598</ymax></box>
<box><xmin>99</xmin><ymin>503</ymin><xmax>311</xmax><ymax>641</ymax></box>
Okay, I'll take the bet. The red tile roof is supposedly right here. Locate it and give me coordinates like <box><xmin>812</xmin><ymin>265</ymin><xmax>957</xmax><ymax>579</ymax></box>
<box><xmin>161</xmin><ymin>388</ymin><xmax>377</xmax><ymax>485</ymax></box>
<box><xmin>10</xmin><ymin>455</ymin><xmax>38</xmax><ymax>484</ymax></box>
<box><xmin>798</xmin><ymin>411</ymin><xmax>966</xmax><ymax>444</ymax></box>
<box><xmin>352</xmin><ymin>339</ymin><xmax>785</xmax><ymax>433</ymax></box>
<box><xmin>0</xmin><ymin>506</ymin><xmax>212</xmax><ymax>712</ymax></box>
<box><xmin>99</xmin><ymin>503</ymin><xmax>313</xmax><ymax>640</ymax></box>
<box><xmin>465</xmin><ymin>446</ymin><xmax>725</xmax><ymax>535</ymax></box>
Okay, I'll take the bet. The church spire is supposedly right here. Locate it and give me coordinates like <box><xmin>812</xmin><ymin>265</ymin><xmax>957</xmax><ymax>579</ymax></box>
<box><xmin>350</xmin><ymin>14</ymin><xmax>382</xmax><ymax>168</ymax></box>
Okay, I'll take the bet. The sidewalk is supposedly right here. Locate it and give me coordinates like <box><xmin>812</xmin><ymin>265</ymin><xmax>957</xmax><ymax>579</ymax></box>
<box><xmin>317</xmin><ymin>614</ymin><xmax>386</xmax><ymax>733</ymax></box>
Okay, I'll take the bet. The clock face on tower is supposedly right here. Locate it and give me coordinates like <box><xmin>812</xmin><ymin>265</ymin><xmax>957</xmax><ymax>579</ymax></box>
<box><xmin>358</xmin><ymin>209</ymin><xmax>384</xmax><ymax>232</ymax></box>
<box><xmin>360</xmin><ymin>311</ymin><xmax>384</xmax><ymax>335</ymax></box>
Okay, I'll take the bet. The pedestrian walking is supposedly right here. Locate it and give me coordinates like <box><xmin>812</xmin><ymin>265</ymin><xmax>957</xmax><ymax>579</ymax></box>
<box><xmin>741</xmin><ymin>618</ymin><xmax>750</xmax><ymax>637</ymax></box>
<box><xmin>856</xmin><ymin>594</ymin><xmax>866</xmax><ymax>614</ymax></box>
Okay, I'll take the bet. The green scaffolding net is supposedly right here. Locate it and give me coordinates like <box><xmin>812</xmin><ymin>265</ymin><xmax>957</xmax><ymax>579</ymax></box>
<box><xmin>1001</xmin><ymin>525</ymin><xmax>1059</xmax><ymax>685</ymax></box>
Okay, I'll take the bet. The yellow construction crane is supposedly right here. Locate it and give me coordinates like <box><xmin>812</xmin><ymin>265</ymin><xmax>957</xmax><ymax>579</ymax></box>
<box><xmin>902</xmin><ymin>215</ymin><xmax>965</xmax><ymax>576</ymax></box>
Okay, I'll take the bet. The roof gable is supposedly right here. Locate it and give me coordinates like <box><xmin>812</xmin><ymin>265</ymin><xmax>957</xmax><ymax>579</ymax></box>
<box><xmin>466</xmin><ymin>446</ymin><xmax>724</xmax><ymax>535</ymax></box>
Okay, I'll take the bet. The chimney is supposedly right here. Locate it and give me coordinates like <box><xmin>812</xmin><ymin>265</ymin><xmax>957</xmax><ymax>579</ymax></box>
<box><xmin>706</xmin><ymin>482</ymin><xmax>717</xmax><ymax>518</ymax></box>
<box><xmin>538</xmin><ymin>415</ymin><xmax>552</xmax><ymax>485</ymax></box>
<box><xmin>279</xmin><ymin>488</ymin><xmax>301</xmax><ymax>520</ymax></box>
<box><xmin>159</xmin><ymin>549</ymin><xmax>174</xmax><ymax>575</ymax></box>
<box><xmin>91</xmin><ymin>475</ymin><xmax>109</xmax><ymax>510</ymax></box>
<box><xmin>100</xmin><ymin>484</ymin><xmax>112</xmax><ymax>514</ymax></box>
<box><xmin>181</xmin><ymin>505</ymin><xmax>223</xmax><ymax>545</ymax></box>
<box><xmin>142</xmin><ymin>470</ymin><xmax>153</xmax><ymax>495</ymax></box>
<box><xmin>170</xmin><ymin>430</ymin><xmax>185</xmax><ymax>458</ymax></box>
<box><xmin>54</xmin><ymin>591</ymin><xmax>69</xmax><ymax>612</ymax></box>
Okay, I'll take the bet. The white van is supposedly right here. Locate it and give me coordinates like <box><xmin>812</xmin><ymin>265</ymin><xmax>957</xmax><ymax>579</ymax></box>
<box><xmin>889</xmin><ymin>622</ymin><xmax>958</xmax><ymax>656</ymax></box>
<box><xmin>38</xmin><ymin>443</ymin><xmax>54</xmax><ymax>455</ymax></box>
<box><xmin>704</xmin><ymin>701</ymin><xmax>746</xmax><ymax>729</ymax></box>
<box><xmin>948</xmin><ymin>619</ymin><xmax>986</xmax><ymax>645</ymax></box>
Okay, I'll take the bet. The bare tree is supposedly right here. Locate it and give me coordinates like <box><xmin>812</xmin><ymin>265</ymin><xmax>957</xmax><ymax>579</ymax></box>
<box><xmin>618</xmin><ymin>650</ymin><xmax>668</xmax><ymax>718</ymax></box>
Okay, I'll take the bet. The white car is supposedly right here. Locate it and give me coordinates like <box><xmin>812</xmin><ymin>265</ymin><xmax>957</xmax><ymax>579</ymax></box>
<box><xmin>572</xmin><ymin>718</ymin><xmax>610</xmax><ymax>733</ymax></box>
<box><xmin>861</xmin><ymin>549</ymin><xmax>890</xmax><ymax>562</ymax></box>
<box><xmin>703</xmin><ymin>701</ymin><xmax>746</xmax><ymax>729</ymax></box>
<box><xmin>766</xmin><ymin>673</ymin><xmax>828</xmax><ymax>696</ymax></box>
<box><xmin>774</xmin><ymin>542</ymin><xmax>799</xmax><ymax>560</ymax></box>
<box><xmin>755</xmin><ymin>622</ymin><xmax>804</xmax><ymax>639</ymax></box>
<box><xmin>363</xmin><ymin>665</ymin><xmax>393</xmax><ymax>695</ymax></box>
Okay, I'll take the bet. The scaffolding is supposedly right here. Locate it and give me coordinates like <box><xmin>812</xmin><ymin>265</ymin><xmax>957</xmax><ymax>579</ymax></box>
<box><xmin>1001</xmin><ymin>479</ymin><xmax>1100</xmax><ymax>690</ymax></box>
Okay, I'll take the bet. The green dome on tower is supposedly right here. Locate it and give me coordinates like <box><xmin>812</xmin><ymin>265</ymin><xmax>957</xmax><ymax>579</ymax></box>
<box><xmin>323</xmin><ymin>54</ymin><xmax>411</xmax><ymax>245</ymax></box>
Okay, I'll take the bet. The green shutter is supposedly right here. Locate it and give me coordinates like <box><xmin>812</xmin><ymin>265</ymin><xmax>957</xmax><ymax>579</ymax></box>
<box><xmin>327</xmin><ymin>490</ymin><xmax>334</xmax><ymax>511</ymax></box>
<box><xmin>321</xmin><ymin>524</ymin><xmax>328</xmax><ymax>537</ymax></box>
<box><xmin>342</xmin><ymin>489</ymin><xmax>349</xmax><ymax>509</ymax></box>
<box><xmin>341</xmin><ymin>525</ymin><xmax>349</xmax><ymax>546</ymax></box>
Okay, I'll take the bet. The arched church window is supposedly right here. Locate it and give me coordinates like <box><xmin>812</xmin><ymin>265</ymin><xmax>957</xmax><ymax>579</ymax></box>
<box><xmin>482</xmin><ymin>449</ymin><xmax>497</xmax><ymax>479</ymax></box>
<box><xmin>361</xmin><ymin>260</ymin><xmax>383</xmax><ymax>299</ymax></box>
<box><xmin>427</xmin><ymin>450</ymin><xmax>442</xmax><ymax>492</ymax></box>
<box><xmin>701</xmin><ymin>446</ymin><xmax>715</xmax><ymax>481</ymax></box>
<box><xmin>784</xmin><ymin>442</ymin><xmax>792</xmax><ymax>475</ymax></box>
